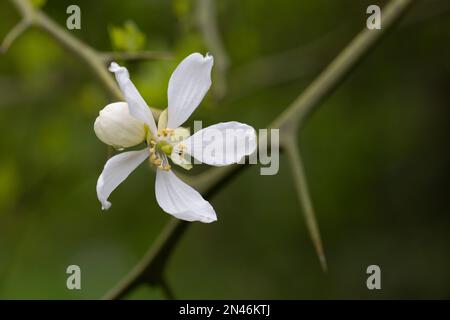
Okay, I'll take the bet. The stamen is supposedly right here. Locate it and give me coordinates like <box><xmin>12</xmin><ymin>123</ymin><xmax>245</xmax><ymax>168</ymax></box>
<box><xmin>160</xmin><ymin>128</ymin><xmax>175</xmax><ymax>137</ymax></box>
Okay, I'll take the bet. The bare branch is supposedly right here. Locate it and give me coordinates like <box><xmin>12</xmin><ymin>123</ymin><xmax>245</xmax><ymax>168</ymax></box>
<box><xmin>284</xmin><ymin>138</ymin><xmax>327</xmax><ymax>272</ymax></box>
<box><xmin>228</xmin><ymin>27</ymin><xmax>346</xmax><ymax>101</ymax></box>
<box><xmin>102</xmin><ymin>219</ymin><xmax>188</xmax><ymax>300</ymax></box>
<box><xmin>8</xmin><ymin>0</ymin><xmax>162</xmax><ymax>118</ymax></box>
<box><xmin>196</xmin><ymin>0</ymin><xmax>230</xmax><ymax>99</ymax></box>
<box><xmin>271</xmin><ymin>0</ymin><xmax>413</xmax><ymax>134</ymax></box>
<box><xmin>10</xmin><ymin>0</ymin><xmax>33</xmax><ymax>20</ymax></box>
<box><xmin>0</xmin><ymin>19</ymin><xmax>30</xmax><ymax>53</ymax></box>
<box><xmin>159</xmin><ymin>277</ymin><xmax>176</xmax><ymax>300</ymax></box>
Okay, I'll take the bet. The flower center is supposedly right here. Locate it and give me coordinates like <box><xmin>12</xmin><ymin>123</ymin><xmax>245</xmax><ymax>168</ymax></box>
<box><xmin>156</xmin><ymin>140</ymin><xmax>173</xmax><ymax>156</ymax></box>
<box><xmin>149</xmin><ymin>139</ymin><xmax>171</xmax><ymax>171</ymax></box>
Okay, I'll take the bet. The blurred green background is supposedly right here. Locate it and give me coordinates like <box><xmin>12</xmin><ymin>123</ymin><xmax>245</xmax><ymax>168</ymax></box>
<box><xmin>1</xmin><ymin>0</ymin><xmax>450</xmax><ymax>299</ymax></box>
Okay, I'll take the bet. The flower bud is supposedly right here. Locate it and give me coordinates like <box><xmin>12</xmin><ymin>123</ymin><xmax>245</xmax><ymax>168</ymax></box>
<box><xmin>94</xmin><ymin>102</ymin><xmax>146</xmax><ymax>149</ymax></box>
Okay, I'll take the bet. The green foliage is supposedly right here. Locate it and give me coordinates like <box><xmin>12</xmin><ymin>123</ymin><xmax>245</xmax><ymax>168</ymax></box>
<box><xmin>108</xmin><ymin>21</ymin><xmax>147</xmax><ymax>52</ymax></box>
<box><xmin>172</xmin><ymin>0</ymin><xmax>191</xmax><ymax>19</ymax></box>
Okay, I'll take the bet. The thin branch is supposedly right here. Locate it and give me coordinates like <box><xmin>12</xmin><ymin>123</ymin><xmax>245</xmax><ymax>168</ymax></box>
<box><xmin>159</xmin><ymin>277</ymin><xmax>176</xmax><ymax>300</ymax></box>
<box><xmin>284</xmin><ymin>138</ymin><xmax>327</xmax><ymax>271</ymax></box>
<box><xmin>10</xmin><ymin>0</ymin><xmax>33</xmax><ymax>19</ymax></box>
<box><xmin>102</xmin><ymin>219</ymin><xmax>188</xmax><ymax>300</ymax></box>
<box><xmin>272</xmin><ymin>0</ymin><xmax>413</xmax><ymax>134</ymax></box>
<box><xmin>0</xmin><ymin>19</ymin><xmax>30</xmax><ymax>53</ymax></box>
<box><xmin>103</xmin><ymin>163</ymin><xmax>244</xmax><ymax>300</ymax></box>
<box><xmin>8</xmin><ymin>0</ymin><xmax>162</xmax><ymax>118</ymax></box>
<box><xmin>228</xmin><ymin>0</ymin><xmax>444</xmax><ymax>101</ymax></box>
<box><xmin>100</xmin><ymin>50</ymin><xmax>174</xmax><ymax>63</ymax></box>
<box><xmin>196</xmin><ymin>0</ymin><xmax>230</xmax><ymax>99</ymax></box>
<box><xmin>103</xmin><ymin>0</ymin><xmax>414</xmax><ymax>300</ymax></box>
<box><xmin>228</xmin><ymin>27</ymin><xmax>346</xmax><ymax>101</ymax></box>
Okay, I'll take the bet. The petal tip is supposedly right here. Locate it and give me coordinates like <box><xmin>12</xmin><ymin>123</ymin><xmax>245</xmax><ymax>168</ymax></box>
<box><xmin>101</xmin><ymin>201</ymin><xmax>112</xmax><ymax>211</ymax></box>
<box><xmin>202</xmin><ymin>215</ymin><xmax>217</xmax><ymax>223</ymax></box>
<box><xmin>108</xmin><ymin>62</ymin><xmax>122</xmax><ymax>73</ymax></box>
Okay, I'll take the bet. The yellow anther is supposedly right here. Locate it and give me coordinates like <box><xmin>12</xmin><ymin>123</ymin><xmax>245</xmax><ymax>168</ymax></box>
<box><xmin>161</xmin><ymin>128</ymin><xmax>174</xmax><ymax>137</ymax></box>
<box><xmin>163</xmin><ymin>164</ymin><xmax>171</xmax><ymax>171</ymax></box>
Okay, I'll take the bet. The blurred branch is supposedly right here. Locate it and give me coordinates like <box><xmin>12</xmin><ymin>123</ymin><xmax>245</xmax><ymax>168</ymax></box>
<box><xmin>270</xmin><ymin>0</ymin><xmax>412</xmax><ymax>133</ymax></box>
<box><xmin>159</xmin><ymin>277</ymin><xmax>176</xmax><ymax>300</ymax></box>
<box><xmin>228</xmin><ymin>27</ymin><xmax>346</xmax><ymax>101</ymax></box>
<box><xmin>104</xmin><ymin>0</ymin><xmax>414</xmax><ymax>299</ymax></box>
<box><xmin>102</xmin><ymin>218</ymin><xmax>188</xmax><ymax>300</ymax></box>
<box><xmin>196</xmin><ymin>0</ymin><xmax>230</xmax><ymax>100</ymax></box>
<box><xmin>284</xmin><ymin>138</ymin><xmax>327</xmax><ymax>271</ymax></box>
<box><xmin>229</xmin><ymin>0</ymin><xmax>448</xmax><ymax>101</ymax></box>
<box><xmin>100</xmin><ymin>50</ymin><xmax>175</xmax><ymax>63</ymax></box>
<box><xmin>0</xmin><ymin>19</ymin><xmax>30</xmax><ymax>53</ymax></box>
<box><xmin>10</xmin><ymin>0</ymin><xmax>120</xmax><ymax>99</ymax></box>
<box><xmin>7</xmin><ymin>0</ymin><xmax>162</xmax><ymax>118</ymax></box>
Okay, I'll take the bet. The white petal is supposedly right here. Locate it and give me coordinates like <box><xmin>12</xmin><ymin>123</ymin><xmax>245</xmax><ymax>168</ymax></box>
<box><xmin>96</xmin><ymin>148</ymin><xmax>149</xmax><ymax>210</ymax></box>
<box><xmin>170</xmin><ymin>150</ymin><xmax>193</xmax><ymax>170</ymax></box>
<box><xmin>155</xmin><ymin>169</ymin><xmax>217</xmax><ymax>223</ymax></box>
<box><xmin>157</xmin><ymin>108</ymin><xmax>168</xmax><ymax>132</ymax></box>
<box><xmin>170</xmin><ymin>127</ymin><xmax>190</xmax><ymax>144</ymax></box>
<box><xmin>180</xmin><ymin>122</ymin><xmax>257</xmax><ymax>166</ymax></box>
<box><xmin>167</xmin><ymin>53</ymin><xmax>213</xmax><ymax>129</ymax></box>
<box><xmin>109</xmin><ymin>62</ymin><xmax>157</xmax><ymax>135</ymax></box>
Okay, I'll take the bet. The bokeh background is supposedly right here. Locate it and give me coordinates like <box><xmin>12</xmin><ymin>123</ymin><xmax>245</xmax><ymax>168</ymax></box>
<box><xmin>1</xmin><ymin>0</ymin><xmax>450</xmax><ymax>299</ymax></box>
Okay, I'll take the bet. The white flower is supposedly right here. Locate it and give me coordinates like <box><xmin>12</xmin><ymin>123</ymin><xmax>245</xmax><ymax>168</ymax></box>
<box><xmin>95</xmin><ymin>53</ymin><xmax>257</xmax><ymax>223</ymax></box>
